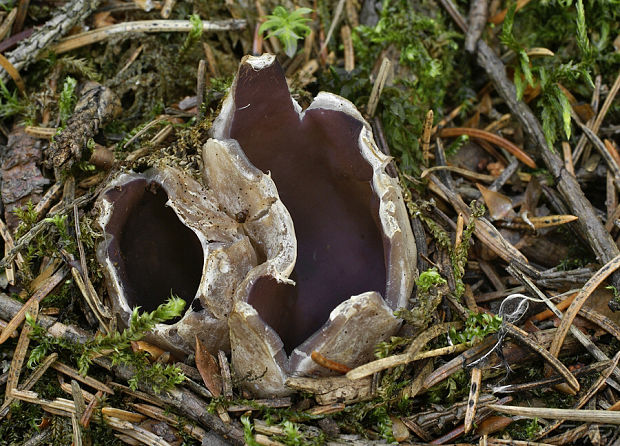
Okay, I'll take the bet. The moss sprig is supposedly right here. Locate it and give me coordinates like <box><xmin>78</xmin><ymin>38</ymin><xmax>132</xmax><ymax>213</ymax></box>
<box><xmin>27</xmin><ymin>297</ymin><xmax>186</xmax><ymax>393</ymax></box>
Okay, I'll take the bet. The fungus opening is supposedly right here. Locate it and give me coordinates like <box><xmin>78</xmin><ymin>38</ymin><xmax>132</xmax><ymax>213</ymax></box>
<box><xmin>103</xmin><ymin>179</ymin><xmax>204</xmax><ymax>314</ymax></box>
<box><xmin>231</xmin><ymin>61</ymin><xmax>386</xmax><ymax>354</ymax></box>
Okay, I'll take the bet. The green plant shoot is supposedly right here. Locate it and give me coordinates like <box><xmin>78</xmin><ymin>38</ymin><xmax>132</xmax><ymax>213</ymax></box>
<box><xmin>259</xmin><ymin>6</ymin><xmax>312</xmax><ymax>58</ymax></box>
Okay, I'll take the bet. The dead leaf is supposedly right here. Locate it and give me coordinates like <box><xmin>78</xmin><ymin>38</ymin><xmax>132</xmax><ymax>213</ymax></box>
<box><xmin>476</xmin><ymin>183</ymin><xmax>516</xmax><ymax>221</ymax></box>
<box><xmin>195</xmin><ymin>336</ymin><xmax>222</xmax><ymax>397</ymax></box>
<box><xmin>93</xmin><ymin>12</ymin><xmax>115</xmax><ymax>28</ymax></box>
<box><xmin>476</xmin><ymin>416</ymin><xmax>513</xmax><ymax>436</ymax></box>
<box><xmin>574</xmin><ymin>103</ymin><xmax>595</xmax><ymax>122</ymax></box>
<box><xmin>130</xmin><ymin>340</ymin><xmax>166</xmax><ymax>362</ymax></box>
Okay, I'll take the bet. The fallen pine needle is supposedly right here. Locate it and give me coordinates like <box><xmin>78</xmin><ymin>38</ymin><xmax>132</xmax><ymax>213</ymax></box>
<box><xmin>487</xmin><ymin>405</ymin><xmax>620</xmax><ymax>424</ymax></box>
<box><xmin>438</xmin><ymin>127</ymin><xmax>537</xmax><ymax>168</ymax></box>
<box><xmin>311</xmin><ymin>351</ymin><xmax>351</xmax><ymax>374</ymax></box>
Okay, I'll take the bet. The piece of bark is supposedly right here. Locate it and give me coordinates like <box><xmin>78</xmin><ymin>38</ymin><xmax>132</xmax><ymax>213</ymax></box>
<box><xmin>45</xmin><ymin>82</ymin><xmax>121</xmax><ymax>175</ymax></box>
<box><xmin>1</xmin><ymin>125</ymin><xmax>49</xmax><ymax>231</ymax></box>
<box><xmin>0</xmin><ymin>0</ymin><xmax>101</xmax><ymax>85</ymax></box>
<box><xmin>285</xmin><ymin>376</ymin><xmax>372</xmax><ymax>405</ymax></box>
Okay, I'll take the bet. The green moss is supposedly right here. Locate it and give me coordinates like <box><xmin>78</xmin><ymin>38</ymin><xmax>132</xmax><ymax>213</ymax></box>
<box><xmin>319</xmin><ymin>0</ymin><xmax>468</xmax><ymax>176</ymax></box>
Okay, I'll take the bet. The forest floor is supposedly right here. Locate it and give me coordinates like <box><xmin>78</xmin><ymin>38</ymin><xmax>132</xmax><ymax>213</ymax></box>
<box><xmin>0</xmin><ymin>0</ymin><xmax>619</xmax><ymax>445</ymax></box>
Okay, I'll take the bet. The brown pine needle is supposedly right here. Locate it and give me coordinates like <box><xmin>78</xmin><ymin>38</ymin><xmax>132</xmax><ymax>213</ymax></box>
<box><xmin>311</xmin><ymin>351</ymin><xmax>351</xmax><ymax>374</ymax></box>
<box><xmin>438</xmin><ymin>127</ymin><xmax>537</xmax><ymax>168</ymax></box>
<box><xmin>0</xmin><ymin>53</ymin><xmax>26</xmax><ymax>95</ymax></box>
<box><xmin>525</xmin><ymin>214</ymin><xmax>579</xmax><ymax>228</ymax></box>
<box><xmin>422</xmin><ymin>109</ymin><xmax>434</xmax><ymax>166</ymax></box>
<box><xmin>531</xmin><ymin>292</ymin><xmax>577</xmax><ymax>322</ymax></box>
<box><xmin>488</xmin><ymin>0</ymin><xmax>533</xmax><ymax>25</ymax></box>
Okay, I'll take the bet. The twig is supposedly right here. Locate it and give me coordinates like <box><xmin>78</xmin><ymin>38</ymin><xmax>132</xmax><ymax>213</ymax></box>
<box><xmin>574</xmin><ymin>117</ymin><xmax>620</xmax><ymax>183</ymax></box>
<box><xmin>217</xmin><ymin>350</ymin><xmax>233</xmax><ymax>399</ymax></box>
<box><xmin>196</xmin><ymin>60</ymin><xmax>207</xmax><ymax>120</ymax></box>
<box><xmin>286</xmin><ymin>376</ymin><xmax>372</xmax><ymax>405</ymax></box>
<box><xmin>51</xmin><ymin>19</ymin><xmax>247</xmax><ymax>54</ymax></box>
<box><xmin>399</xmin><ymin>360</ymin><xmax>433</xmax><ymax>400</ymax></box>
<box><xmin>160</xmin><ymin>0</ymin><xmax>176</xmax><ymax>19</ymax></box>
<box><xmin>71</xmin><ymin>380</ymin><xmax>86</xmax><ymax>420</ymax></box>
<box><xmin>321</xmin><ymin>0</ymin><xmax>345</xmax><ymax>54</ymax></box>
<box><xmin>592</xmin><ymin>70</ymin><xmax>620</xmax><ymax>139</ymax></box>
<box><xmin>465</xmin><ymin>0</ymin><xmax>488</xmax><ymax>53</ymax></box>
<box><xmin>544</xmin><ymin>425</ymin><xmax>590</xmax><ymax>445</ymax></box>
<box><xmin>105</xmin><ymin>416</ymin><xmax>173</xmax><ymax>446</ymax></box>
<box><xmin>71</xmin><ymin>412</ymin><xmax>83</xmax><ymax>446</ymax></box>
<box><xmin>0</xmin><ymin>53</ymin><xmax>26</xmax><ymax>94</ymax></box>
<box><xmin>578</xmin><ymin>305</ymin><xmax>620</xmax><ymax>342</ymax></box>
<box><xmin>562</xmin><ymin>141</ymin><xmax>575</xmax><ymax>175</ymax></box>
<box><xmin>71</xmin><ymin>381</ymin><xmax>85</xmax><ymax>446</ymax></box>
<box><xmin>0</xmin><ymin>218</ymin><xmax>22</xmax><ymax>285</ymax></box>
<box><xmin>0</xmin><ymin>8</ymin><xmax>17</xmax><ymax>41</ymax></box>
<box><xmin>0</xmin><ymin>0</ymin><xmax>102</xmax><ymax>85</ymax></box>
<box><xmin>22</xmin><ymin>429</ymin><xmax>52</xmax><ymax>446</ymax></box>
<box><xmin>437</xmin><ymin>0</ymin><xmax>467</xmax><ymax>31</ymax></box>
<box><xmin>12</xmin><ymin>0</ymin><xmax>30</xmax><ymax>34</ymax></box>
<box><xmin>34</xmin><ymin>182</ymin><xmax>64</xmax><ymax>219</ymax></box>
<box><xmin>80</xmin><ymin>390</ymin><xmax>102</xmax><ymax>428</ymax></box>
<box><xmin>73</xmin><ymin>206</ymin><xmax>111</xmax><ymax>332</ymax></box>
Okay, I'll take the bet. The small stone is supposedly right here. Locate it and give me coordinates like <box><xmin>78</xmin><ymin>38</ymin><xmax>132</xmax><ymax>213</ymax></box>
<box><xmin>390</xmin><ymin>416</ymin><xmax>410</xmax><ymax>443</ymax></box>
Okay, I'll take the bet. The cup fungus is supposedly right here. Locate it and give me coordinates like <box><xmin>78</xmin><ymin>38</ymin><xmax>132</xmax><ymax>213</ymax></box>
<box><xmin>95</xmin><ymin>163</ymin><xmax>291</xmax><ymax>356</ymax></box>
<box><xmin>97</xmin><ymin>54</ymin><xmax>417</xmax><ymax>397</ymax></box>
<box><xmin>210</xmin><ymin>54</ymin><xmax>417</xmax><ymax>396</ymax></box>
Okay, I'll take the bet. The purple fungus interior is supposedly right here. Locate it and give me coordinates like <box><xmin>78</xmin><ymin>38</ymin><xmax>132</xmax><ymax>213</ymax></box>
<box><xmin>229</xmin><ymin>61</ymin><xmax>386</xmax><ymax>354</ymax></box>
<box><xmin>103</xmin><ymin>179</ymin><xmax>204</xmax><ymax>315</ymax></box>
